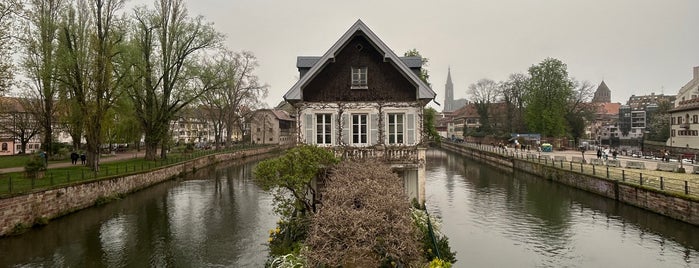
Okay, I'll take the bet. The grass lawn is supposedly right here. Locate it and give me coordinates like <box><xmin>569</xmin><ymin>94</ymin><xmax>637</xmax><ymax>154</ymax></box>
<box><xmin>0</xmin><ymin>155</ymin><xmax>63</xmax><ymax>169</ymax></box>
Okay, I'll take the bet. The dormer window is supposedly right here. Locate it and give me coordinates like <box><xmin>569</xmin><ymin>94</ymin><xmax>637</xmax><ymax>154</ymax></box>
<box><xmin>351</xmin><ymin>67</ymin><xmax>367</xmax><ymax>89</ymax></box>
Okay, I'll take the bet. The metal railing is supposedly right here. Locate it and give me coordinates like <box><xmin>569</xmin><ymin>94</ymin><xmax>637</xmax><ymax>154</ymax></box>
<box><xmin>333</xmin><ymin>146</ymin><xmax>419</xmax><ymax>163</ymax></box>
<box><xmin>0</xmin><ymin>144</ymin><xmax>265</xmax><ymax>197</ymax></box>
<box><xmin>444</xmin><ymin>141</ymin><xmax>698</xmax><ymax>198</ymax></box>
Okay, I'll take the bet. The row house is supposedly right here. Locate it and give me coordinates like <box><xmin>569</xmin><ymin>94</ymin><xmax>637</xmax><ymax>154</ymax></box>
<box><xmin>283</xmin><ymin>20</ymin><xmax>436</xmax><ymax>203</ymax></box>
<box><xmin>668</xmin><ymin>66</ymin><xmax>699</xmax><ymax>149</ymax></box>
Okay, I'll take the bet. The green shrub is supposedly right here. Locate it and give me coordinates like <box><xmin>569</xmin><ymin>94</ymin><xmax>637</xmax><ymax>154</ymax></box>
<box><xmin>411</xmin><ymin>207</ymin><xmax>457</xmax><ymax>264</ymax></box>
<box><xmin>24</xmin><ymin>154</ymin><xmax>46</xmax><ymax>178</ymax></box>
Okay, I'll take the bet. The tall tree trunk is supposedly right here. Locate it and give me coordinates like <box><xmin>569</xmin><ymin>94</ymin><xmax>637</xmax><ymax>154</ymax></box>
<box><xmin>144</xmin><ymin>132</ymin><xmax>159</xmax><ymax>160</ymax></box>
<box><xmin>160</xmin><ymin>141</ymin><xmax>167</xmax><ymax>159</ymax></box>
<box><xmin>86</xmin><ymin>118</ymin><xmax>101</xmax><ymax>172</ymax></box>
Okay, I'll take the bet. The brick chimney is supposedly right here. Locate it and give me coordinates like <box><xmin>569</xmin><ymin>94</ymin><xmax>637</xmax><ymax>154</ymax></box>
<box><xmin>694</xmin><ymin>66</ymin><xmax>699</xmax><ymax>79</ymax></box>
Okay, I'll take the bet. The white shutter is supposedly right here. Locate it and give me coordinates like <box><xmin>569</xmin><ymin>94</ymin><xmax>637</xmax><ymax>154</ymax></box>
<box><xmin>305</xmin><ymin>114</ymin><xmax>314</xmax><ymax>144</ymax></box>
<box><xmin>342</xmin><ymin>113</ymin><xmax>350</xmax><ymax>145</ymax></box>
<box><xmin>370</xmin><ymin>113</ymin><xmax>378</xmax><ymax>145</ymax></box>
<box><xmin>332</xmin><ymin>113</ymin><xmax>337</xmax><ymax>146</ymax></box>
<box><xmin>406</xmin><ymin>113</ymin><xmax>415</xmax><ymax>144</ymax></box>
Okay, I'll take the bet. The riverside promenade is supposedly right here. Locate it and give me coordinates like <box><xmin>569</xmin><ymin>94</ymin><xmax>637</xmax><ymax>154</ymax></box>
<box><xmin>447</xmin><ymin>141</ymin><xmax>699</xmax><ymax>199</ymax></box>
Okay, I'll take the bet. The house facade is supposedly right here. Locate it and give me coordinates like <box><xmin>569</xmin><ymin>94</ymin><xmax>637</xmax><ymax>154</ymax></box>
<box><xmin>668</xmin><ymin>66</ymin><xmax>699</xmax><ymax>149</ymax></box>
<box><xmin>0</xmin><ymin>97</ymin><xmax>42</xmax><ymax>155</ymax></box>
<box><xmin>283</xmin><ymin>20</ymin><xmax>436</xmax><ymax>203</ymax></box>
<box><xmin>250</xmin><ymin>109</ymin><xmax>296</xmax><ymax>145</ymax></box>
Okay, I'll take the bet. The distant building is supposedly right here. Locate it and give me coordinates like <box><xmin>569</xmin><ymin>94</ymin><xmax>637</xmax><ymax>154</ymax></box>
<box><xmin>592</xmin><ymin>81</ymin><xmax>612</xmax><ymax>103</ymax></box>
<box><xmin>585</xmin><ymin>81</ymin><xmax>622</xmax><ymax>144</ymax></box>
<box><xmin>250</xmin><ymin>109</ymin><xmax>295</xmax><ymax>145</ymax></box>
<box><xmin>619</xmin><ymin>93</ymin><xmax>675</xmax><ymax>139</ymax></box>
<box><xmin>0</xmin><ymin>97</ymin><xmax>42</xmax><ymax>155</ymax></box>
<box><xmin>442</xmin><ymin>68</ymin><xmax>467</xmax><ymax>112</ymax></box>
<box><xmin>589</xmin><ymin>102</ymin><xmax>621</xmax><ymax>142</ymax></box>
<box><xmin>668</xmin><ymin>66</ymin><xmax>699</xmax><ymax>149</ymax></box>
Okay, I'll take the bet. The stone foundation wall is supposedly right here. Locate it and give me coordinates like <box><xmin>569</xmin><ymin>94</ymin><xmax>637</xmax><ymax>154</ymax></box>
<box><xmin>0</xmin><ymin>146</ymin><xmax>283</xmax><ymax>237</ymax></box>
<box><xmin>441</xmin><ymin>142</ymin><xmax>699</xmax><ymax>225</ymax></box>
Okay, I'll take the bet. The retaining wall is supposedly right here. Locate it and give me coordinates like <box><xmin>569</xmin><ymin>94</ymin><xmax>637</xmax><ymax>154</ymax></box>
<box><xmin>441</xmin><ymin>142</ymin><xmax>699</xmax><ymax>225</ymax></box>
<box><xmin>0</xmin><ymin>146</ymin><xmax>283</xmax><ymax>236</ymax></box>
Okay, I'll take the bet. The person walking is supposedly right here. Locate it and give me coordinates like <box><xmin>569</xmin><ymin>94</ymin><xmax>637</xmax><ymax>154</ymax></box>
<box><xmin>596</xmin><ymin>148</ymin><xmax>602</xmax><ymax>159</ymax></box>
<box><xmin>80</xmin><ymin>153</ymin><xmax>86</xmax><ymax>165</ymax></box>
<box><xmin>70</xmin><ymin>152</ymin><xmax>79</xmax><ymax>165</ymax></box>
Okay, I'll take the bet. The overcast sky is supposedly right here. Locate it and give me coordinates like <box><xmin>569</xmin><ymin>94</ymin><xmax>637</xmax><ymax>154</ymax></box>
<box><xmin>147</xmin><ymin>0</ymin><xmax>699</xmax><ymax>109</ymax></box>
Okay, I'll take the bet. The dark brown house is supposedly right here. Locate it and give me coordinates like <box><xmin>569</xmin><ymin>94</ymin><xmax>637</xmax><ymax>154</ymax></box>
<box><xmin>282</xmin><ymin>20</ymin><xmax>436</xmax><ymax>202</ymax></box>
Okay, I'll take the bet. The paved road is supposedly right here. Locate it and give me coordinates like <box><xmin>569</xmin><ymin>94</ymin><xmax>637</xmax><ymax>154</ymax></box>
<box><xmin>0</xmin><ymin>151</ymin><xmax>145</xmax><ymax>174</ymax></box>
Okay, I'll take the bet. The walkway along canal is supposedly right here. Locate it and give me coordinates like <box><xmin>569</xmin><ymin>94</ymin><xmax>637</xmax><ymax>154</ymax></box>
<box><xmin>440</xmin><ymin>141</ymin><xmax>699</xmax><ymax>225</ymax></box>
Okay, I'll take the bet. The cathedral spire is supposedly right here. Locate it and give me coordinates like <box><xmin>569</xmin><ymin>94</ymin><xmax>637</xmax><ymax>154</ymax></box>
<box><xmin>446</xmin><ymin>67</ymin><xmax>453</xmax><ymax>87</ymax></box>
<box><xmin>444</xmin><ymin>67</ymin><xmax>454</xmax><ymax>112</ymax></box>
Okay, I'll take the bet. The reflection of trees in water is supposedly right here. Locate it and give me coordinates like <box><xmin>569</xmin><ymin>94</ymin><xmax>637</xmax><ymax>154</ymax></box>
<box><xmin>518</xmin><ymin>170</ymin><xmax>699</xmax><ymax>252</ymax></box>
<box><xmin>0</xmin><ymin>155</ymin><xmax>279</xmax><ymax>267</ymax></box>
<box><xmin>428</xmin><ymin>147</ymin><xmax>699</xmax><ymax>265</ymax></box>
<box><xmin>442</xmin><ymin>148</ymin><xmax>575</xmax><ymax>258</ymax></box>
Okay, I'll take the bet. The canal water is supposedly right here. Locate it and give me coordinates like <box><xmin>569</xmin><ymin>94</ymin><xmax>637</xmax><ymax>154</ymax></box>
<box><xmin>0</xmin><ymin>156</ymin><xmax>278</xmax><ymax>267</ymax></box>
<box><xmin>426</xmin><ymin>148</ymin><xmax>699</xmax><ymax>268</ymax></box>
<box><xmin>0</xmin><ymin>149</ymin><xmax>697</xmax><ymax>267</ymax></box>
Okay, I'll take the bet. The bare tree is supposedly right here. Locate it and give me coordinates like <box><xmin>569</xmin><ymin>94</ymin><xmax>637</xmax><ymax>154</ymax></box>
<box><xmin>126</xmin><ymin>0</ymin><xmax>223</xmax><ymax>160</ymax></box>
<box><xmin>501</xmin><ymin>73</ymin><xmax>528</xmax><ymax>133</ymax></box>
<box><xmin>222</xmin><ymin>51</ymin><xmax>268</xmax><ymax>145</ymax></box>
<box><xmin>467</xmin><ymin>78</ymin><xmax>499</xmax><ymax>133</ymax></box>
<box><xmin>566</xmin><ymin>79</ymin><xmax>596</xmax><ymax>144</ymax></box>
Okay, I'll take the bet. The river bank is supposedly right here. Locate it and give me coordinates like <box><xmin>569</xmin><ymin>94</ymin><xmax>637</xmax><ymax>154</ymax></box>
<box><xmin>0</xmin><ymin>145</ymin><xmax>287</xmax><ymax>237</ymax></box>
<box><xmin>440</xmin><ymin>141</ymin><xmax>699</xmax><ymax>225</ymax></box>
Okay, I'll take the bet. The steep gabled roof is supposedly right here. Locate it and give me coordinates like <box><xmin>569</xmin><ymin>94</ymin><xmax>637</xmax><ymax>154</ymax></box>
<box><xmin>284</xmin><ymin>19</ymin><xmax>436</xmax><ymax>102</ymax></box>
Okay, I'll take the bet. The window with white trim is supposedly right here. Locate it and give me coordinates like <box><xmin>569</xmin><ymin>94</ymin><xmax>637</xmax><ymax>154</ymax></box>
<box><xmin>352</xmin><ymin>114</ymin><xmax>368</xmax><ymax>144</ymax></box>
<box><xmin>388</xmin><ymin>113</ymin><xmax>404</xmax><ymax>144</ymax></box>
<box><xmin>316</xmin><ymin>114</ymin><xmax>332</xmax><ymax>144</ymax></box>
<box><xmin>351</xmin><ymin>67</ymin><xmax>367</xmax><ymax>88</ymax></box>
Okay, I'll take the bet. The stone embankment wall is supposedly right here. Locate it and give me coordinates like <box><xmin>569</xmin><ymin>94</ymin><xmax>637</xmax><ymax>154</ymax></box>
<box><xmin>441</xmin><ymin>142</ymin><xmax>699</xmax><ymax>225</ymax></box>
<box><xmin>0</xmin><ymin>146</ymin><xmax>284</xmax><ymax>236</ymax></box>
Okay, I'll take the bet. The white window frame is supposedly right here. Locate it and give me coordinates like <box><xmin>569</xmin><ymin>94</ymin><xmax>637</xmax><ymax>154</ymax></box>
<box><xmin>351</xmin><ymin>67</ymin><xmax>368</xmax><ymax>89</ymax></box>
<box><xmin>352</xmin><ymin>114</ymin><xmax>368</xmax><ymax>145</ymax></box>
<box><xmin>387</xmin><ymin>113</ymin><xmax>404</xmax><ymax>144</ymax></box>
<box><xmin>316</xmin><ymin>113</ymin><xmax>332</xmax><ymax>145</ymax></box>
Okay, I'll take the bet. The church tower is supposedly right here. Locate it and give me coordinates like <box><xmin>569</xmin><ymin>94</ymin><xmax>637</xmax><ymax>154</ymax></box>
<box><xmin>444</xmin><ymin>67</ymin><xmax>454</xmax><ymax>112</ymax></box>
<box><xmin>592</xmin><ymin>80</ymin><xmax>611</xmax><ymax>103</ymax></box>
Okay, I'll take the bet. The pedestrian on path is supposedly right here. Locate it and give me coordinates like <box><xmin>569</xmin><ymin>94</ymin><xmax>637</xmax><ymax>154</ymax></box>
<box><xmin>80</xmin><ymin>153</ymin><xmax>86</xmax><ymax>165</ymax></box>
<box><xmin>70</xmin><ymin>152</ymin><xmax>79</xmax><ymax>165</ymax></box>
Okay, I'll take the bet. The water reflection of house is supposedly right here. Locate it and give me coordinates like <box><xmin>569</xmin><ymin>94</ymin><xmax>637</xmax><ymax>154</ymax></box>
<box><xmin>282</xmin><ymin>20</ymin><xmax>436</xmax><ymax>203</ymax></box>
<box><xmin>250</xmin><ymin>109</ymin><xmax>296</xmax><ymax>145</ymax></box>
